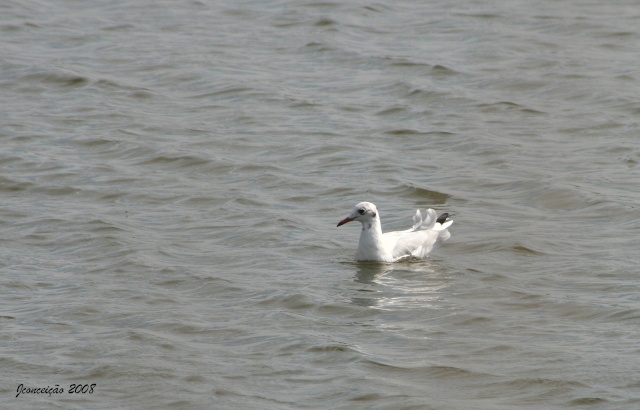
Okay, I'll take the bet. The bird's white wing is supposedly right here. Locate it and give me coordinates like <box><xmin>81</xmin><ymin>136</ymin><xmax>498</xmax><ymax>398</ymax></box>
<box><xmin>389</xmin><ymin>230</ymin><xmax>440</xmax><ymax>260</ymax></box>
<box><xmin>411</xmin><ymin>209</ymin><xmax>422</xmax><ymax>230</ymax></box>
<box><xmin>404</xmin><ymin>208</ymin><xmax>437</xmax><ymax>233</ymax></box>
<box><xmin>387</xmin><ymin>209</ymin><xmax>453</xmax><ymax>260</ymax></box>
<box><xmin>419</xmin><ymin>209</ymin><xmax>437</xmax><ymax>231</ymax></box>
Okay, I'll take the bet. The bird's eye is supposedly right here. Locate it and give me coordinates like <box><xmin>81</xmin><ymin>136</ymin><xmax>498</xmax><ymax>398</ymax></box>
<box><xmin>358</xmin><ymin>209</ymin><xmax>365</xmax><ymax>215</ymax></box>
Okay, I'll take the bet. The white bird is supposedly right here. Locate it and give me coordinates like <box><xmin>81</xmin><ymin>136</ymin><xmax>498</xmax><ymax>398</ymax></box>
<box><xmin>337</xmin><ymin>202</ymin><xmax>453</xmax><ymax>262</ymax></box>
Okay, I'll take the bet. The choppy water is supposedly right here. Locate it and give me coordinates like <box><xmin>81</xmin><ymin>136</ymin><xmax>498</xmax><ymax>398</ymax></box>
<box><xmin>2</xmin><ymin>0</ymin><xmax>639</xmax><ymax>408</ymax></box>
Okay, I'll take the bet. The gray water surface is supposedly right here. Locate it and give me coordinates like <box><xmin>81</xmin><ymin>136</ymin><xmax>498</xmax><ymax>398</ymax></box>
<box><xmin>1</xmin><ymin>0</ymin><xmax>639</xmax><ymax>408</ymax></box>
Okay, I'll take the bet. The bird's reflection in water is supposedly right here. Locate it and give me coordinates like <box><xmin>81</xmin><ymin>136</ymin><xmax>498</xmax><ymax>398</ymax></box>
<box><xmin>354</xmin><ymin>262</ymin><xmax>391</xmax><ymax>284</ymax></box>
<box><xmin>350</xmin><ymin>259</ymin><xmax>452</xmax><ymax>310</ymax></box>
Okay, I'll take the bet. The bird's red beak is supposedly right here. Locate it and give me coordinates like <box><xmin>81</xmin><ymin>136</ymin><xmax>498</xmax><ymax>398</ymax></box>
<box><xmin>337</xmin><ymin>217</ymin><xmax>353</xmax><ymax>227</ymax></box>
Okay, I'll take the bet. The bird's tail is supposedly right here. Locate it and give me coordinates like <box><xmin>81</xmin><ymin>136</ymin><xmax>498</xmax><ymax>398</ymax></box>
<box><xmin>434</xmin><ymin>212</ymin><xmax>453</xmax><ymax>231</ymax></box>
<box><xmin>412</xmin><ymin>208</ymin><xmax>452</xmax><ymax>232</ymax></box>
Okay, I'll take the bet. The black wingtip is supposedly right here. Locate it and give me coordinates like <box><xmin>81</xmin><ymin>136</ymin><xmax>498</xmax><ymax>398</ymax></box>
<box><xmin>436</xmin><ymin>213</ymin><xmax>449</xmax><ymax>224</ymax></box>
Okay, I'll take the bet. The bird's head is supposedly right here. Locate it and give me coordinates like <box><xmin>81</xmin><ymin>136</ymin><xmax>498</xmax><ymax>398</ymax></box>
<box><xmin>337</xmin><ymin>202</ymin><xmax>378</xmax><ymax>227</ymax></box>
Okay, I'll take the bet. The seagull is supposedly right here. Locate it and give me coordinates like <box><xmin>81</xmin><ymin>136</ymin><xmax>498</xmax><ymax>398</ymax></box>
<box><xmin>337</xmin><ymin>202</ymin><xmax>453</xmax><ymax>262</ymax></box>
